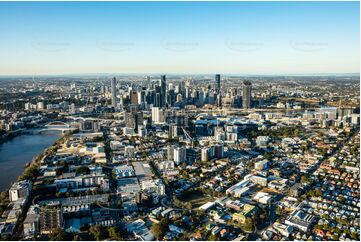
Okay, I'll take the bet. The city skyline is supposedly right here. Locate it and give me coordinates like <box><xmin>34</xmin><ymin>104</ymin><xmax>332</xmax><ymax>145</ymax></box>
<box><xmin>0</xmin><ymin>1</ymin><xmax>360</xmax><ymax>241</ymax></box>
<box><xmin>0</xmin><ymin>1</ymin><xmax>359</xmax><ymax>75</ymax></box>
<box><xmin>0</xmin><ymin>70</ymin><xmax>359</xmax><ymax>241</ymax></box>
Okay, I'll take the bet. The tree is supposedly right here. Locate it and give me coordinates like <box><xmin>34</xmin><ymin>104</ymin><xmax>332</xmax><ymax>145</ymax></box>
<box><xmin>275</xmin><ymin>206</ymin><xmax>283</xmax><ymax>216</ymax></box>
<box><xmin>159</xmin><ymin>217</ymin><xmax>170</xmax><ymax>228</ymax></box>
<box><xmin>246</xmin><ymin>161</ymin><xmax>254</xmax><ymax>170</ymax></box>
<box><xmin>92</xmin><ymin>187</ymin><xmax>102</xmax><ymax>195</ymax></box>
<box><xmin>0</xmin><ymin>234</ymin><xmax>11</xmax><ymax>241</ymax></box>
<box><xmin>300</xmin><ymin>175</ymin><xmax>310</xmax><ymax>184</ymax></box>
<box><xmin>76</xmin><ymin>166</ymin><xmax>90</xmax><ymax>175</ymax></box>
<box><xmin>49</xmin><ymin>228</ymin><xmax>69</xmax><ymax>241</ymax></box>
<box><xmin>178</xmin><ymin>234</ymin><xmax>189</xmax><ymax>241</ymax></box>
<box><xmin>259</xmin><ymin>210</ymin><xmax>268</xmax><ymax>224</ymax></box>
<box><xmin>331</xmin><ymin>227</ymin><xmax>341</xmax><ymax>234</ymax></box>
<box><xmin>129</xmin><ymin>136</ymin><xmax>136</xmax><ymax>145</ymax></box>
<box><xmin>89</xmin><ymin>225</ymin><xmax>107</xmax><ymax>241</ymax></box>
<box><xmin>151</xmin><ymin>223</ymin><xmax>165</xmax><ymax>240</ymax></box>
<box><xmin>350</xmin><ymin>232</ymin><xmax>358</xmax><ymax>240</ymax></box>
<box><xmin>196</xmin><ymin>209</ymin><xmax>206</xmax><ymax>218</ymax></box>
<box><xmin>107</xmin><ymin>226</ymin><xmax>123</xmax><ymax>240</ymax></box>
<box><xmin>174</xmin><ymin>219</ymin><xmax>184</xmax><ymax>228</ymax></box>
<box><xmin>18</xmin><ymin>164</ymin><xmax>40</xmax><ymax>181</ymax></box>
<box><xmin>208</xmin><ymin>234</ymin><xmax>221</xmax><ymax>241</ymax></box>
<box><xmin>332</xmin><ymin>235</ymin><xmax>339</xmax><ymax>241</ymax></box>
<box><xmin>72</xmin><ymin>234</ymin><xmax>82</xmax><ymax>241</ymax></box>
<box><xmin>0</xmin><ymin>191</ymin><xmax>10</xmax><ymax>216</ymax></box>
<box><xmin>314</xmin><ymin>188</ymin><xmax>322</xmax><ymax>197</ymax></box>
<box><xmin>184</xmin><ymin>202</ymin><xmax>192</xmax><ymax>210</ymax></box>
<box><xmin>242</xmin><ymin>217</ymin><xmax>255</xmax><ymax>233</ymax></box>
<box><xmin>263</xmin><ymin>152</ymin><xmax>272</xmax><ymax>160</ymax></box>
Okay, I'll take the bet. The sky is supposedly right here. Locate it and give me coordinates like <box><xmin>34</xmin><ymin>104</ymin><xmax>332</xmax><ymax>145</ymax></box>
<box><xmin>0</xmin><ymin>1</ymin><xmax>359</xmax><ymax>75</ymax></box>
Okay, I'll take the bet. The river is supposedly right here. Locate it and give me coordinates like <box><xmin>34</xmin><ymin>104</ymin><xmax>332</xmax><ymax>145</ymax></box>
<box><xmin>0</xmin><ymin>132</ymin><xmax>61</xmax><ymax>191</ymax></box>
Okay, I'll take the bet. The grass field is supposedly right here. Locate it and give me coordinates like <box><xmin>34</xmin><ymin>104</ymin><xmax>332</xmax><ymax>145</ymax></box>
<box><xmin>178</xmin><ymin>189</ymin><xmax>212</xmax><ymax>208</ymax></box>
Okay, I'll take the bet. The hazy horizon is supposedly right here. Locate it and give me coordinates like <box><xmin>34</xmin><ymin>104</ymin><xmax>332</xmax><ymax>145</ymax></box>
<box><xmin>0</xmin><ymin>72</ymin><xmax>359</xmax><ymax>79</ymax></box>
<box><xmin>0</xmin><ymin>1</ymin><xmax>359</xmax><ymax>75</ymax></box>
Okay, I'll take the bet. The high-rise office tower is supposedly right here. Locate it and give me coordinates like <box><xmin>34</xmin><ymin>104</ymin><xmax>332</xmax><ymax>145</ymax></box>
<box><xmin>119</xmin><ymin>90</ymin><xmax>124</xmax><ymax>110</ymax></box>
<box><xmin>154</xmin><ymin>87</ymin><xmax>161</xmax><ymax>107</ymax></box>
<box><xmin>242</xmin><ymin>81</ymin><xmax>252</xmax><ymax>109</ymax></box>
<box><xmin>125</xmin><ymin>111</ymin><xmax>143</xmax><ymax>132</ymax></box>
<box><xmin>215</xmin><ymin>74</ymin><xmax>221</xmax><ymax>93</ymax></box>
<box><xmin>167</xmin><ymin>89</ymin><xmax>176</xmax><ymax>107</ymax></box>
<box><xmin>130</xmin><ymin>90</ymin><xmax>139</xmax><ymax>105</ymax></box>
<box><xmin>214</xmin><ymin>144</ymin><xmax>224</xmax><ymax>159</ymax></box>
<box><xmin>217</xmin><ymin>93</ymin><xmax>222</xmax><ymax>107</ymax></box>
<box><xmin>215</xmin><ymin>74</ymin><xmax>222</xmax><ymax>107</ymax></box>
<box><xmin>151</xmin><ymin>107</ymin><xmax>166</xmax><ymax>124</ymax></box>
<box><xmin>167</xmin><ymin>145</ymin><xmax>175</xmax><ymax>160</ymax></box>
<box><xmin>173</xmin><ymin>147</ymin><xmax>186</xmax><ymax>165</ymax></box>
<box><xmin>111</xmin><ymin>77</ymin><xmax>117</xmax><ymax>108</ymax></box>
<box><xmin>160</xmin><ymin>75</ymin><xmax>167</xmax><ymax>107</ymax></box>
<box><xmin>185</xmin><ymin>86</ymin><xmax>191</xmax><ymax>99</ymax></box>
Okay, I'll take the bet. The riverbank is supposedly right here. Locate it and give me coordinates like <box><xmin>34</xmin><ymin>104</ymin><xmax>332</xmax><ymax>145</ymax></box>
<box><xmin>0</xmin><ymin>128</ymin><xmax>25</xmax><ymax>145</ymax></box>
<box><xmin>0</xmin><ymin>131</ymin><xmax>73</xmax><ymax>240</ymax></box>
<box><xmin>0</xmin><ymin>132</ymin><xmax>62</xmax><ymax>191</ymax></box>
<box><xmin>0</xmin><ymin>132</ymin><xmax>63</xmax><ymax>222</ymax></box>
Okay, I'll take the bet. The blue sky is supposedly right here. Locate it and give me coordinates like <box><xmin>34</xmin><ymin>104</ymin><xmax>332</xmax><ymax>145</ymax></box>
<box><xmin>0</xmin><ymin>1</ymin><xmax>359</xmax><ymax>75</ymax></box>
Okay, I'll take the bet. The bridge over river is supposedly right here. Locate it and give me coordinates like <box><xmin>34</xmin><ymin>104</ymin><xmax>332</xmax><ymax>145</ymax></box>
<box><xmin>27</xmin><ymin>121</ymin><xmax>77</xmax><ymax>134</ymax></box>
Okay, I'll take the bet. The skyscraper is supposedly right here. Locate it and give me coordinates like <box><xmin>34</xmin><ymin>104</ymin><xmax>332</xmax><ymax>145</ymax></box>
<box><xmin>125</xmin><ymin>111</ymin><xmax>143</xmax><ymax>132</ymax></box>
<box><xmin>154</xmin><ymin>87</ymin><xmax>161</xmax><ymax>107</ymax></box>
<box><xmin>111</xmin><ymin>77</ymin><xmax>117</xmax><ymax>108</ymax></box>
<box><xmin>160</xmin><ymin>75</ymin><xmax>167</xmax><ymax>107</ymax></box>
<box><xmin>217</xmin><ymin>93</ymin><xmax>222</xmax><ymax>107</ymax></box>
<box><xmin>215</xmin><ymin>74</ymin><xmax>221</xmax><ymax>107</ymax></box>
<box><xmin>167</xmin><ymin>89</ymin><xmax>176</xmax><ymax>107</ymax></box>
<box><xmin>173</xmin><ymin>147</ymin><xmax>186</xmax><ymax>165</ymax></box>
<box><xmin>151</xmin><ymin>107</ymin><xmax>166</xmax><ymax>124</ymax></box>
<box><xmin>130</xmin><ymin>90</ymin><xmax>139</xmax><ymax>105</ymax></box>
<box><xmin>215</xmin><ymin>74</ymin><xmax>221</xmax><ymax>93</ymax></box>
<box><xmin>242</xmin><ymin>81</ymin><xmax>252</xmax><ymax>109</ymax></box>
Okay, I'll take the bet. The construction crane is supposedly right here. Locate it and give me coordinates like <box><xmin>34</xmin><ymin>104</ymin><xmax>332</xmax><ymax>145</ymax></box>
<box><xmin>181</xmin><ymin>127</ymin><xmax>194</xmax><ymax>147</ymax></box>
<box><xmin>85</xmin><ymin>83</ymin><xmax>95</xmax><ymax>113</ymax></box>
